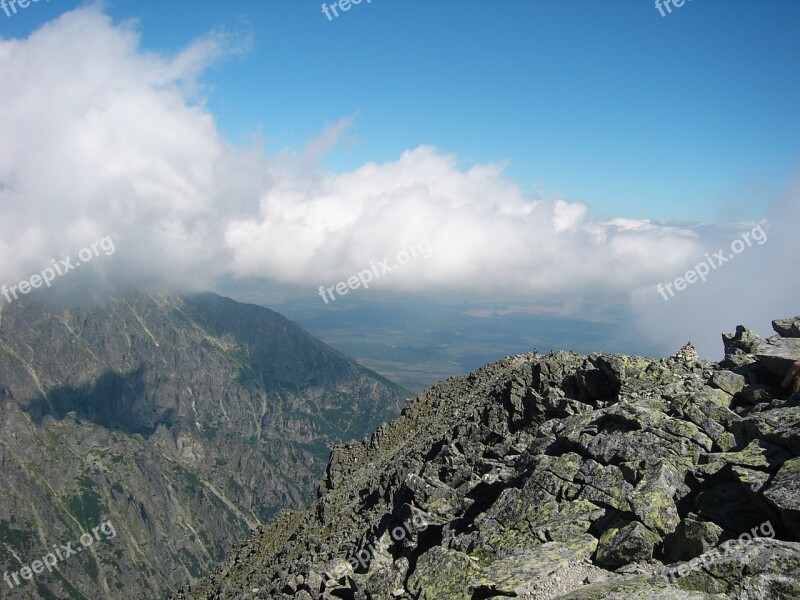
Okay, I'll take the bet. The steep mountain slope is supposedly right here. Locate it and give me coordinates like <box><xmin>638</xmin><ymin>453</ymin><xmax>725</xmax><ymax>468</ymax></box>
<box><xmin>0</xmin><ymin>290</ymin><xmax>409</xmax><ymax>599</ymax></box>
<box><xmin>174</xmin><ymin>318</ymin><xmax>800</xmax><ymax>599</ymax></box>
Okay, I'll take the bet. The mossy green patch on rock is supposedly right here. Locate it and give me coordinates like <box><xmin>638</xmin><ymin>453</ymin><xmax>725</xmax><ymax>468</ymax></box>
<box><xmin>596</xmin><ymin>519</ymin><xmax>661</xmax><ymax>566</ymax></box>
<box><xmin>468</xmin><ymin>535</ymin><xmax>598</xmax><ymax>597</ymax></box>
<box><xmin>407</xmin><ymin>546</ymin><xmax>480</xmax><ymax>600</ymax></box>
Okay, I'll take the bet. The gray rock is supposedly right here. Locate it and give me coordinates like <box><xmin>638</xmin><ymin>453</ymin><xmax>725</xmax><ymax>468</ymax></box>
<box><xmin>567</xmin><ymin>539</ymin><xmax>800</xmax><ymax>599</ymax></box>
<box><xmin>407</xmin><ymin>546</ymin><xmax>479</xmax><ymax>600</ymax></box>
<box><xmin>764</xmin><ymin>457</ymin><xmax>800</xmax><ymax>537</ymax></box>
<box><xmin>468</xmin><ymin>535</ymin><xmax>598</xmax><ymax>596</ymax></box>
<box><xmin>710</xmin><ymin>370</ymin><xmax>746</xmax><ymax>396</ymax></box>
<box><xmin>774</xmin><ymin>317</ymin><xmax>800</xmax><ymax>338</ymax></box>
<box><xmin>365</xmin><ymin>558</ymin><xmax>409</xmax><ymax>599</ymax></box>
<box><xmin>663</xmin><ymin>513</ymin><xmax>725</xmax><ymax>562</ymax></box>
<box><xmin>723</xmin><ymin>325</ymin><xmax>762</xmax><ymax>354</ymax></box>
<box><xmin>739</xmin><ymin>384</ymin><xmax>774</xmax><ymax>405</ymax></box>
<box><xmin>628</xmin><ymin>463</ymin><xmax>681</xmax><ymax>535</ymax></box>
<box><xmin>721</xmin><ymin>325</ymin><xmax>762</xmax><ymax>370</ymax></box>
<box><xmin>756</xmin><ymin>337</ymin><xmax>800</xmax><ymax>376</ymax></box>
<box><xmin>595</xmin><ymin>520</ymin><xmax>660</xmax><ymax>566</ymax></box>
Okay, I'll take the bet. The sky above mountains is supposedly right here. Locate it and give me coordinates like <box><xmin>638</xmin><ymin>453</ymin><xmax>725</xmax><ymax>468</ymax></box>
<box><xmin>0</xmin><ymin>1</ymin><xmax>798</xmax><ymax>376</ymax></box>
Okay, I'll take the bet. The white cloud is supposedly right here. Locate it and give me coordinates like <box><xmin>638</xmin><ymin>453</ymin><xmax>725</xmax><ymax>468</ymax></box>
<box><xmin>0</xmin><ymin>8</ymin><xmax>264</xmax><ymax>290</ymax></box>
<box><xmin>0</xmin><ymin>7</ymin><xmax>793</xmax><ymax>359</ymax></box>
<box><xmin>226</xmin><ymin>144</ymin><xmax>710</xmax><ymax>296</ymax></box>
<box><xmin>630</xmin><ymin>187</ymin><xmax>799</xmax><ymax>359</ymax></box>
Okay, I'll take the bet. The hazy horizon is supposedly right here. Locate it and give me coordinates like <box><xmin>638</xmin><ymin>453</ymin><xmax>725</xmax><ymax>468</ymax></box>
<box><xmin>1</xmin><ymin>1</ymin><xmax>798</xmax><ymax>390</ymax></box>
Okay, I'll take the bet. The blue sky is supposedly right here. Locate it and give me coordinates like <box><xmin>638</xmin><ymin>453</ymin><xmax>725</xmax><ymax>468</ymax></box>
<box><xmin>1</xmin><ymin>1</ymin><xmax>798</xmax><ymax>387</ymax></box>
<box><xmin>4</xmin><ymin>0</ymin><xmax>798</xmax><ymax>221</ymax></box>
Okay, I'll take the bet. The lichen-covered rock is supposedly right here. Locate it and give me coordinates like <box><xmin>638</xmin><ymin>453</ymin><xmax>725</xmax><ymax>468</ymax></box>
<box><xmin>406</xmin><ymin>546</ymin><xmax>479</xmax><ymax>600</ymax></box>
<box><xmin>663</xmin><ymin>513</ymin><xmax>725</xmax><ymax>562</ymax></box>
<box><xmin>723</xmin><ymin>325</ymin><xmax>762</xmax><ymax>354</ymax></box>
<box><xmin>468</xmin><ymin>535</ymin><xmax>598</xmax><ymax>596</ymax></box>
<box><xmin>764</xmin><ymin>457</ymin><xmax>800</xmax><ymax>537</ymax></box>
<box><xmin>364</xmin><ymin>557</ymin><xmax>409</xmax><ymax>599</ymax></box>
<box><xmin>721</xmin><ymin>325</ymin><xmax>762</xmax><ymax>369</ymax></box>
<box><xmin>710</xmin><ymin>370</ymin><xmax>746</xmax><ymax>397</ymax></box>
<box><xmin>562</xmin><ymin>539</ymin><xmax>800</xmax><ymax>599</ymax></box>
<box><xmin>596</xmin><ymin>520</ymin><xmax>661</xmax><ymax>566</ymax></box>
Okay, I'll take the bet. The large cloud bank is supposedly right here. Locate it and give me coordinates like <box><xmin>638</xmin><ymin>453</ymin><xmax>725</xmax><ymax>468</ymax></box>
<box><xmin>0</xmin><ymin>8</ymin><xmax>795</xmax><ymax>357</ymax></box>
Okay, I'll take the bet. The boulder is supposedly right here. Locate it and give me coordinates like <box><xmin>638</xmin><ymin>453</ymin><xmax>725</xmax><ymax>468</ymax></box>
<box><xmin>567</xmin><ymin>539</ymin><xmax>800</xmax><ymax>599</ymax></box>
<box><xmin>756</xmin><ymin>337</ymin><xmax>800</xmax><ymax>377</ymax></box>
<box><xmin>764</xmin><ymin>457</ymin><xmax>800</xmax><ymax>537</ymax></box>
<box><xmin>723</xmin><ymin>325</ymin><xmax>761</xmax><ymax>354</ymax></box>
<box><xmin>773</xmin><ymin>317</ymin><xmax>800</xmax><ymax>338</ymax></box>
<box><xmin>663</xmin><ymin>514</ymin><xmax>725</xmax><ymax>562</ymax></box>
<box><xmin>595</xmin><ymin>520</ymin><xmax>660</xmax><ymax>566</ymax></box>
<box><xmin>709</xmin><ymin>370</ymin><xmax>746</xmax><ymax>396</ymax></box>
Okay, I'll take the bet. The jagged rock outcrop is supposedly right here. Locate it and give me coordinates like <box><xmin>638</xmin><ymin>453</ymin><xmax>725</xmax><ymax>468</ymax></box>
<box><xmin>173</xmin><ymin>318</ymin><xmax>800</xmax><ymax>599</ymax></box>
<box><xmin>756</xmin><ymin>318</ymin><xmax>800</xmax><ymax>377</ymax></box>
<box><xmin>0</xmin><ymin>290</ymin><xmax>409</xmax><ymax>600</ymax></box>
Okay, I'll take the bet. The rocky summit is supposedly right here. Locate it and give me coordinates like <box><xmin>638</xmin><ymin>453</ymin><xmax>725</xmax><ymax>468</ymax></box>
<box><xmin>174</xmin><ymin>318</ymin><xmax>800</xmax><ymax>600</ymax></box>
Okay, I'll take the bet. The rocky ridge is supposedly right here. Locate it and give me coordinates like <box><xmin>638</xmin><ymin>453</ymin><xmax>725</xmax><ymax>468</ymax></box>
<box><xmin>174</xmin><ymin>318</ymin><xmax>800</xmax><ymax>599</ymax></box>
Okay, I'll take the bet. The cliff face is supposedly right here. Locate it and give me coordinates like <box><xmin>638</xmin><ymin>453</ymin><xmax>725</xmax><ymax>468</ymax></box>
<box><xmin>174</xmin><ymin>318</ymin><xmax>800</xmax><ymax>600</ymax></box>
<box><xmin>0</xmin><ymin>290</ymin><xmax>409</xmax><ymax>600</ymax></box>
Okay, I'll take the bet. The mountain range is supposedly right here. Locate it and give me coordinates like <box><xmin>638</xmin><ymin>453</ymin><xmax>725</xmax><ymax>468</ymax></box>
<box><xmin>3</xmin><ymin>290</ymin><xmax>799</xmax><ymax>599</ymax></box>
<box><xmin>0</xmin><ymin>289</ymin><xmax>409</xmax><ymax>599</ymax></box>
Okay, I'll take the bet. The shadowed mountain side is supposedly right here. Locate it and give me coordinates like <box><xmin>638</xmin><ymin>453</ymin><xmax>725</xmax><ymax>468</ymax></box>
<box><xmin>0</xmin><ymin>289</ymin><xmax>410</xmax><ymax>600</ymax></box>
